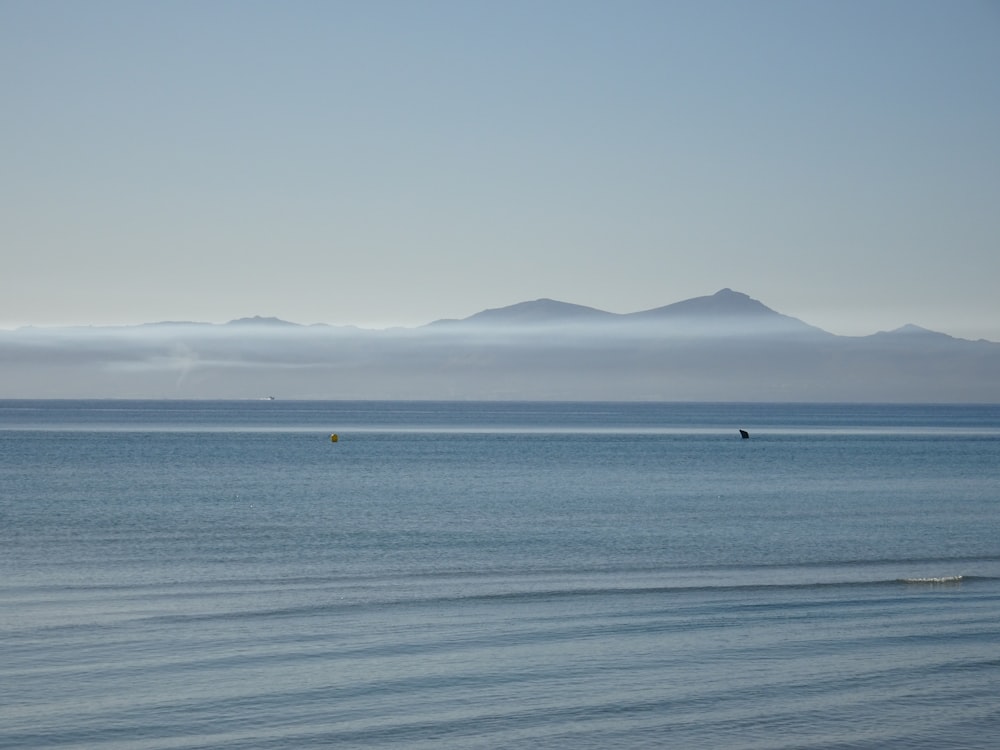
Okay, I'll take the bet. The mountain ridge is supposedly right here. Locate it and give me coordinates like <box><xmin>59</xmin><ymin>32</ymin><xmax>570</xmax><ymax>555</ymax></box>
<box><xmin>7</xmin><ymin>289</ymin><xmax>989</xmax><ymax>343</ymax></box>
<box><xmin>429</xmin><ymin>289</ymin><xmax>794</xmax><ymax>328</ymax></box>
<box><xmin>429</xmin><ymin>289</ymin><xmax>899</xmax><ymax>341</ymax></box>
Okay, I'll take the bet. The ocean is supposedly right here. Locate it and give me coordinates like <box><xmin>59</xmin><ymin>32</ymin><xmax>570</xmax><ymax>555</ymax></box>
<box><xmin>2</xmin><ymin>400</ymin><xmax>998</xmax><ymax>749</ymax></box>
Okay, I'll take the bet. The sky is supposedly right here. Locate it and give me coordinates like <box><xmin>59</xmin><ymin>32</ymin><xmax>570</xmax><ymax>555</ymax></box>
<box><xmin>3</xmin><ymin>0</ymin><xmax>999</xmax><ymax>339</ymax></box>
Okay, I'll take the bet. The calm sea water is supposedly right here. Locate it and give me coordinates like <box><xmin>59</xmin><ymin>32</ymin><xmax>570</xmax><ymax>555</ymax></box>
<box><xmin>2</xmin><ymin>400</ymin><xmax>999</xmax><ymax>749</ymax></box>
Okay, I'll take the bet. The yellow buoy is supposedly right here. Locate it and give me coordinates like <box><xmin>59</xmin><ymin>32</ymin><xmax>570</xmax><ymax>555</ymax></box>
<box><xmin>330</xmin><ymin>433</ymin><xmax>339</xmax><ymax>443</ymax></box>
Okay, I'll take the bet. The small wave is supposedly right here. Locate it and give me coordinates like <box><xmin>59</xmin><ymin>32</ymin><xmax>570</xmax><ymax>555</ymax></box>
<box><xmin>898</xmin><ymin>575</ymin><xmax>964</xmax><ymax>584</ymax></box>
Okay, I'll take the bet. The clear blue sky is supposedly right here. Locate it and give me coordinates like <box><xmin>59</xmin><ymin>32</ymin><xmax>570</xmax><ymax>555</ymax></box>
<box><xmin>3</xmin><ymin>0</ymin><xmax>999</xmax><ymax>339</ymax></box>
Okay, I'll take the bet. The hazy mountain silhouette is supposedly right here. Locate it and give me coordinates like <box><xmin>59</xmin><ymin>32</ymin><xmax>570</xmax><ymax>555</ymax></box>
<box><xmin>430</xmin><ymin>289</ymin><xmax>829</xmax><ymax>338</ymax></box>
<box><xmin>224</xmin><ymin>316</ymin><xmax>301</xmax><ymax>327</ymax></box>
<box><xmin>2</xmin><ymin>289</ymin><xmax>998</xmax><ymax>401</ymax></box>
<box><xmin>629</xmin><ymin>288</ymin><xmax>784</xmax><ymax>319</ymax></box>
<box><xmin>430</xmin><ymin>298</ymin><xmax>615</xmax><ymax>328</ymax></box>
<box><xmin>623</xmin><ymin>288</ymin><xmax>830</xmax><ymax>337</ymax></box>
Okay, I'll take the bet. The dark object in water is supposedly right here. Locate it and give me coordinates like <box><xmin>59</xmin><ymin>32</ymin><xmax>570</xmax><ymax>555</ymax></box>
<box><xmin>739</xmin><ymin>429</ymin><xmax>749</xmax><ymax>439</ymax></box>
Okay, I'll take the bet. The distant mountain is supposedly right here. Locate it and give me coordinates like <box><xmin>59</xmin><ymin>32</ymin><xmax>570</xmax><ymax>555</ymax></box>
<box><xmin>430</xmin><ymin>289</ymin><xmax>829</xmax><ymax>338</ymax></box>
<box><xmin>630</xmin><ymin>288</ymin><xmax>774</xmax><ymax>319</ymax></box>
<box><xmin>429</xmin><ymin>298</ymin><xmax>615</xmax><ymax>327</ymax></box>
<box><xmin>624</xmin><ymin>288</ymin><xmax>830</xmax><ymax>337</ymax></box>
<box><xmin>867</xmin><ymin>324</ymin><xmax>963</xmax><ymax>343</ymax></box>
<box><xmin>225</xmin><ymin>316</ymin><xmax>301</xmax><ymax>327</ymax></box>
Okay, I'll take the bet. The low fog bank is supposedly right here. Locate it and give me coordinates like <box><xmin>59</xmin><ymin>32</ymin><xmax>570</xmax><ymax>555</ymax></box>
<box><xmin>2</xmin><ymin>318</ymin><xmax>998</xmax><ymax>401</ymax></box>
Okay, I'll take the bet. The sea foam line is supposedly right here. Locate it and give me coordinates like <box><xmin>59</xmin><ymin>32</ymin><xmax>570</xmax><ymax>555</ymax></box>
<box><xmin>897</xmin><ymin>575</ymin><xmax>964</xmax><ymax>584</ymax></box>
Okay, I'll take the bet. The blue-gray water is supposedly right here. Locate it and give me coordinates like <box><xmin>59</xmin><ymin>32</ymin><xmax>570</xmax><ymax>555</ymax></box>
<box><xmin>2</xmin><ymin>400</ymin><xmax>999</xmax><ymax>749</ymax></box>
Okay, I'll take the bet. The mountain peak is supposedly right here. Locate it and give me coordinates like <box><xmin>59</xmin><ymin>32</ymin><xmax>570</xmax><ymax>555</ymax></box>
<box><xmin>713</xmin><ymin>287</ymin><xmax>746</xmax><ymax>298</ymax></box>
<box><xmin>430</xmin><ymin>298</ymin><xmax>614</xmax><ymax>327</ymax></box>
<box><xmin>225</xmin><ymin>316</ymin><xmax>299</xmax><ymax>327</ymax></box>
<box><xmin>871</xmin><ymin>324</ymin><xmax>956</xmax><ymax>342</ymax></box>
<box><xmin>622</xmin><ymin>289</ymin><xmax>829</xmax><ymax>337</ymax></box>
<box><xmin>632</xmin><ymin>289</ymin><xmax>773</xmax><ymax>316</ymax></box>
<box><xmin>891</xmin><ymin>324</ymin><xmax>935</xmax><ymax>335</ymax></box>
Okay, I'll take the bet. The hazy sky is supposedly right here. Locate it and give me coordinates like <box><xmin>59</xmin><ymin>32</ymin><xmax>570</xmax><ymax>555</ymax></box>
<box><xmin>3</xmin><ymin>0</ymin><xmax>999</xmax><ymax>339</ymax></box>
